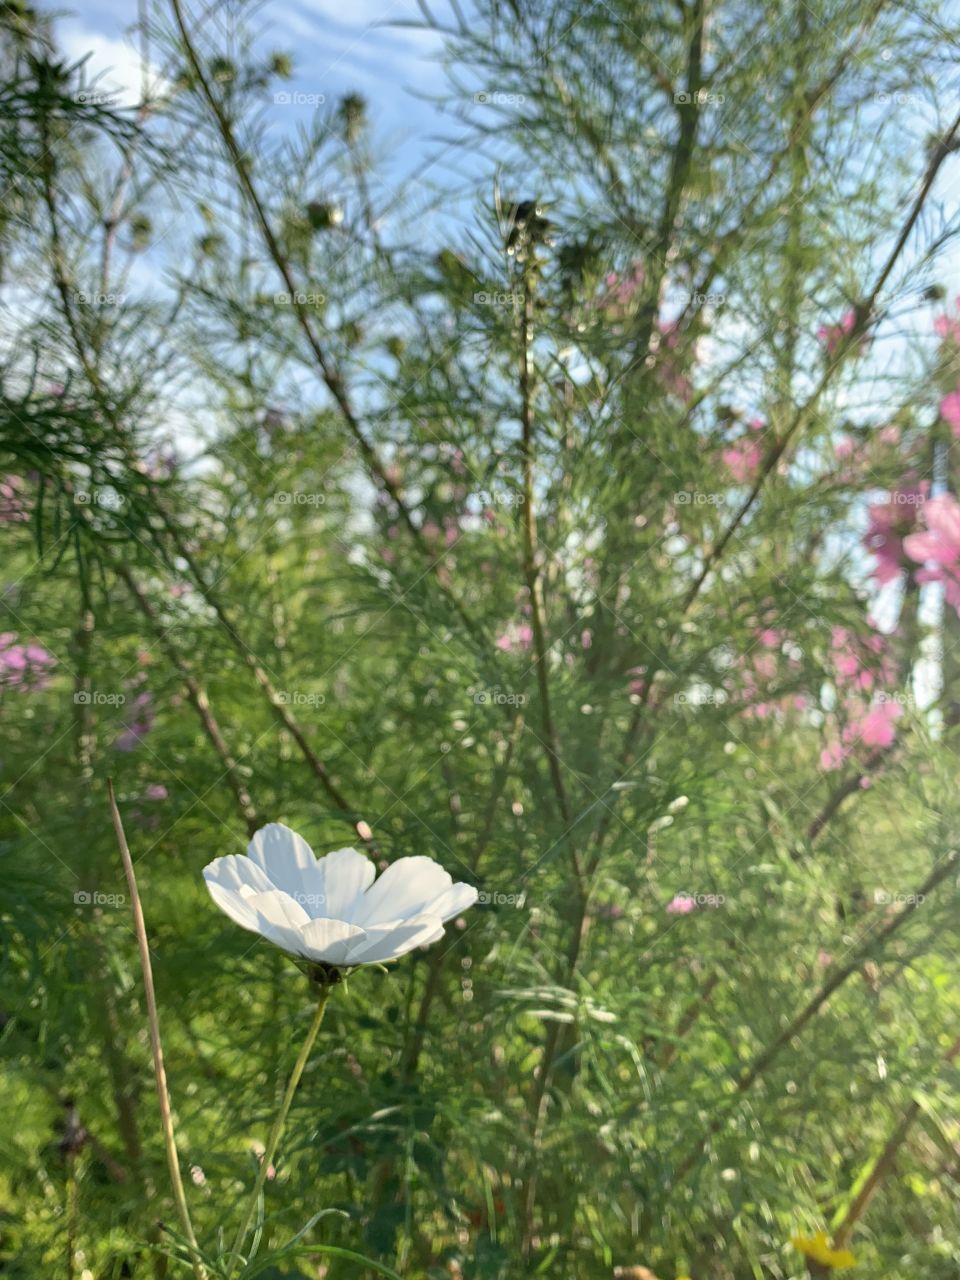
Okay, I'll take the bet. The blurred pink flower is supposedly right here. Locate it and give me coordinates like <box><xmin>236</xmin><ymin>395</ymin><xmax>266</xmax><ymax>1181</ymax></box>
<box><xmin>0</xmin><ymin>633</ymin><xmax>56</xmax><ymax>691</ymax></box>
<box><xmin>666</xmin><ymin>893</ymin><xmax>696</xmax><ymax>915</ymax></box>
<box><xmin>722</xmin><ymin>437</ymin><xmax>763</xmax><ymax>484</ymax></box>
<box><xmin>145</xmin><ymin>784</ymin><xmax>168</xmax><ymax>800</ymax></box>
<box><xmin>817</xmin><ymin>309</ymin><xmax>857</xmax><ymax>355</ymax></box>
<box><xmin>939</xmin><ymin>391</ymin><xmax>960</xmax><ymax>436</ymax></box>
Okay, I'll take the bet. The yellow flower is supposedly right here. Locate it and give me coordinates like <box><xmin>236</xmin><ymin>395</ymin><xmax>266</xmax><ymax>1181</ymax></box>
<box><xmin>790</xmin><ymin>1231</ymin><xmax>856</xmax><ymax>1269</ymax></box>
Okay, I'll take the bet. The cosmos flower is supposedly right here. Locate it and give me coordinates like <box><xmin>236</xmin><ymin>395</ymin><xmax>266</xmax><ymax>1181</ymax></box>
<box><xmin>790</xmin><ymin>1231</ymin><xmax>855</xmax><ymax>1270</ymax></box>
<box><xmin>203</xmin><ymin>822</ymin><xmax>477</xmax><ymax>969</ymax></box>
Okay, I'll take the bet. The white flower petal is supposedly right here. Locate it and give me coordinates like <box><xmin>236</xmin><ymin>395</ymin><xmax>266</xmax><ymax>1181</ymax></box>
<box><xmin>424</xmin><ymin>881</ymin><xmax>479</xmax><ymax>922</ymax></box>
<box><xmin>344</xmin><ymin>913</ymin><xmax>446</xmax><ymax>964</ymax></box>
<box><xmin>298</xmin><ymin>917</ymin><xmax>367</xmax><ymax>963</ymax></box>
<box><xmin>205</xmin><ymin>879</ymin><xmax>262</xmax><ymax>934</ymax></box>
<box><xmin>244</xmin><ymin>889</ymin><xmax>311</xmax><ymax>954</ymax></box>
<box><xmin>246</xmin><ymin>823</ymin><xmax>325</xmax><ymax>901</ymax></box>
<box><xmin>315</xmin><ymin>847</ymin><xmax>375</xmax><ymax>921</ymax></box>
<box><xmin>352</xmin><ymin>856</ymin><xmax>454</xmax><ymax>927</ymax></box>
<box><xmin>204</xmin><ymin>854</ymin><xmax>276</xmax><ymax>895</ymax></box>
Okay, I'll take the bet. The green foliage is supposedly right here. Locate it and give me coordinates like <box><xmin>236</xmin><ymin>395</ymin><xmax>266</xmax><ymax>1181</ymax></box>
<box><xmin>1</xmin><ymin>1</ymin><xmax>960</xmax><ymax>1278</ymax></box>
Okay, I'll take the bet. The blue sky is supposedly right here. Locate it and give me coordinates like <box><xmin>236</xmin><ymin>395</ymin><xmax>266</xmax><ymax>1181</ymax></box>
<box><xmin>60</xmin><ymin>0</ymin><xmax>455</xmax><ymax>179</ymax></box>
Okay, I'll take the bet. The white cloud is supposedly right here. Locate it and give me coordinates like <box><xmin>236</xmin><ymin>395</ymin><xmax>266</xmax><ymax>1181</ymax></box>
<box><xmin>59</xmin><ymin>24</ymin><xmax>170</xmax><ymax>108</ymax></box>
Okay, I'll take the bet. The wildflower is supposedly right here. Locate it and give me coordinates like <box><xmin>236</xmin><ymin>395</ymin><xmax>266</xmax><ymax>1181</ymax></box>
<box><xmin>203</xmin><ymin>822</ymin><xmax>477</xmax><ymax>970</ymax></box>
<box><xmin>722</xmin><ymin>436</ymin><xmax>763</xmax><ymax>484</ymax></box>
<box><xmin>940</xmin><ymin>390</ymin><xmax>960</xmax><ymax>436</ymax></box>
<box><xmin>666</xmin><ymin>894</ymin><xmax>696</xmax><ymax>915</ymax></box>
<box><xmin>790</xmin><ymin>1230</ymin><xmax>855</xmax><ymax>1270</ymax></box>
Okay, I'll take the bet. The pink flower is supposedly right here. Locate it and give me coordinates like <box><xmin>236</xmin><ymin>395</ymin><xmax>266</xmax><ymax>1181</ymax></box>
<box><xmin>145</xmin><ymin>784</ymin><xmax>168</xmax><ymax>800</ymax></box>
<box><xmin>940</xmin><ymin>391</ymin><xmax>960</xmax><ymax>436</ymax></box>
<box><xmin>116</xmin><ymin>691</ymin><xmax>155</xmax><ymax>752</ymax></box>
<box><xmin>722</xmin><ymin>437</ymin><xmax>763</xmax><ymax>484</ymax></box>
<box><xmin>820</xmin><ymin>741</ymin><xmax>848</xmax><ymax>771</ymax></box>
<box><xmin>666</xmin><ymin>893</ymin><xmax>696</xmax><ymax>915</ymax></box>
<box><xmin>842</xmin><ymin>697</ymin><xmax>901</xmax><ymax>749</ymax></box>
<box><xmin>817</xmin><ymin>309</ymin><xmax>857</xmax><ymax>355</ymax></box>
<box><xmin>0</xmin><ymin>633</ymin><xmax>56</xmax><ymax>690</ymax></box>
<box><xmin>495</xmin><ymin>623</ymin><xmax>534</xmax><ymax>653</ymax></box>
<box><xmin>0</xmin><ymin>475</ymin><xmax>29</xmax><ymax>524</ymax></box>
<box><xmin>581</xmin><ymin>629</ymin><xmax>592</xmax><ymax>650</ymax></box>
<box><xmin>878</xmin><ymin>425</ymin><xmax>900</xmax><ymax>446</ymax></box>
<box><xmin>904</xmin><ymin>493</ymin><xmax>960</xmax><ymax>567</ymax></box>
<box><xmin>834</xmin><ymin>436</ymin><xmax>856</xmax><ymax>460</ymax></box>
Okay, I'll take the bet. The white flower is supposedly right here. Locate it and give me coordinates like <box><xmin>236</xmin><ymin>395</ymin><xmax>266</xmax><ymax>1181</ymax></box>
<box><xmin>203</xmin><ymin>823</ymin><xmax>477</xmax><ymax>967</ymax></box>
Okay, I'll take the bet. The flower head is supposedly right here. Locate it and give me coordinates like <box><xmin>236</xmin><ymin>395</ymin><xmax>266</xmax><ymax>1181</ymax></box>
<box><xmin>204</xmin><ymin>823</ymin><xmax>477</xmax><ymax>972</ymax></box>
<box><xmin>790</xmin><ymin>1231</ymin><xmax>855</xmax><ymax>1270</ymax></box>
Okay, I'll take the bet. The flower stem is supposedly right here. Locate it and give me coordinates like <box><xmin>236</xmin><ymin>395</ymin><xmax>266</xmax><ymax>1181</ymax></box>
<box><xmin>107</xmin><ymin>780</ymin><xmax>206</xmax><ymax>1280</ymax></box>
<box><xmin>228</xmin><ymin>987</ymin><xmax>332</xmax><ymax>1274</ymax></box>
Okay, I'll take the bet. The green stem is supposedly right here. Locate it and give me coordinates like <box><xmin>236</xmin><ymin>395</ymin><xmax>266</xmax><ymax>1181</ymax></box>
<box><xmin>107</xmin><ymin>781</ymin><xmax>205</xmax><ymax>1280</ymax></box>
<box><xmin>228</xmin><ymin>988</ymin><xmax>332</xmax><ymax>1274</ymax></box>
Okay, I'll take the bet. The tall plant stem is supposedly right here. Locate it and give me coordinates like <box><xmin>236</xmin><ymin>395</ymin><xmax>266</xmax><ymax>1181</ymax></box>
<box><xmin>830</xmin><ymin>1034</ymin><xmax>960</xmax><ymax>1250</ymax></box>
<box><xmin>107</xmin><ymin>781</ymin><xmax>206</xmax><ymax>1280</ymax></box>
<box><xmin>673</xmin><ymin>850</ymin><xmax>958</xmax><ymax>1182</ymax></box>
<box><xmin>227</xmin><ymin>987</ymin><xmax>332</xmax><ymax>1275</ymax></box>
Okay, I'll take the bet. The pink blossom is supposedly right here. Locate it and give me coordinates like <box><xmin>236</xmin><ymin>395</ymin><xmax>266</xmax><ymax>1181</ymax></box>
<box><xmin>145</xmin><ymin>784</ymin><xmax>168</xmax><ymax>800</ymax></box>
<box><xmin>0</xmin><ymin>475</ymin><xmax>29</xmax><ymax>524</ymax></box>
<box><xmin>581</xmin><ymin>629</ymin><xmax>592</xmax><ymax>650</ymax></box>
<box><xmin>116</xmin><ymin>691</ymin><xmax>155</xmax><ymax>752</ymax></box>
<box><xmin>495</xmin><ymin>623</ymin><xmax>534</xmax><ymax>653</ymax></box>
<box><xmin>722</xmin><ymin>437</ymin><xmax>763</xmax><ymax>484</ymax></box>
<box><xmin>878</xmin><ymin>425</ymin><xmax>900</xmax><ymax>446</ymax></box>
<box><xmin>834</xmin><ymin>436</ymin><xmax>856</xmax><ymax>460</ymax></box>
<box><xmin>666</xmin><ymin>893</ymin><xmax>696</xmax><ymax>915</ymax></box>
<box><xmin>842</xmin><ymin>697</ymin><xmax>901</xmax><ymax>749</ymax></box>
<box><xmin>904</xmin><ymin>493</ymin><xmax>960</xmax><ymax>566</ymax></box>
<box><xmin>817</xmin><ymin>309</ymin><xmax>857</xmax><ymax>355</ymax></box>
<box><xmin>0</xmin><ymin>633</ymin><xmax>56</xmax><ymax>690</ymax></box>
<box><xmin>940</xmin><ymin>391</ymin><xmax>960</xmax><ymax>436</ymax></box>
<box><xmin>820</xmin><ymin>741</ymin><xmax>848</xmax><ymax>771</ymax></box>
